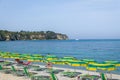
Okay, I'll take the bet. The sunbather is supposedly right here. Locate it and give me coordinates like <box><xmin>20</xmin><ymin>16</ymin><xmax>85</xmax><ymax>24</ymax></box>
<box><xmin>15</xmin><ymin>59</ymin><xmax>31</xmax><ymax>66</ymax></box>
<box><xmin>15</xmin><ymin>59</ymin><xmax>23</xmax><ymax>64</ymax></box>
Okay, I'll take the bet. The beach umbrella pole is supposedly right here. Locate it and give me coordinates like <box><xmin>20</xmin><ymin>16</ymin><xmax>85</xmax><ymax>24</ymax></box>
<box><xmin>108</xmin><ymin>71</ymin><xmax>112</xmax><ymax>80</ymax></box>
<box><xmin>73</xmin><ymin>67</ymin><xmax>75</xmax><ymax>72</ymax></box>
<box><xmin>110</xmin><ymin>72</ymin><xmax>112</xmax><ymax>80</ymax></box>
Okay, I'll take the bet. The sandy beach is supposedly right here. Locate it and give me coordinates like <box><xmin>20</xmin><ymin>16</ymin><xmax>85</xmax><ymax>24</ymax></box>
<box><xmin>0</xmin><ymin>61</ymin><xmax>120</xmax><ymax>80</ymax></box>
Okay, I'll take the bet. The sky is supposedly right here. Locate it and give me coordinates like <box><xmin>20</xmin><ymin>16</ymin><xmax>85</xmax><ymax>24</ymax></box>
<box><xmin>0</xmin><ymin>0</ymin><xmax>120</xmax><ymax>39</ymax></box>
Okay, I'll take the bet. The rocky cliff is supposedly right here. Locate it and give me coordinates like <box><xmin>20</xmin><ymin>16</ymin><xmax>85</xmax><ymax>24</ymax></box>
<box><xmin>0</xmin><ymin>30</ymin><xmax>68</xmax><ymax>41</ymax></box>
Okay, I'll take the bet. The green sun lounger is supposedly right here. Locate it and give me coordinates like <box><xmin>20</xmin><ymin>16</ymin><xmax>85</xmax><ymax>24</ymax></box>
<box><xmin>11</xmin><ymin>66</ymin><xmax>25</xmax><ymax>76</ymax></box>
<box><xmin>31</xmin><ymin>76</ymin><xmax>50</xmax><ymax>80</ymax></box>
<box><xmin>61</xmin><ymin>71</ymin><xmax>80</xmax><ymax>78</ymax></box>
<box><xmin>100</xmin><ymin>73</ymin><xmax>107</xmax><ymax>80</ymax></box>
<box><xmin>0</xmin><ymin>65</ymin><xmax>11</xmax><ymax>74</ymax></box>
<box><xmin>50</xmin><ymin>72</ymin><xmax>58</xmax><ymax>80</ymax></box>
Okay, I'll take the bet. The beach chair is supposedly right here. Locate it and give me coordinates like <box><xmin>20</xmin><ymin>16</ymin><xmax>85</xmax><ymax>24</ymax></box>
<box><xmin>0</xmin><ymin>61</ymin><xmax>13</xmax><ymax>66</ymax></box>
<box><xmin>78</xmin><ymin>74</ymin><xmax>100</xmax><ymax>80</ymax></box>
<box><xmin>50</xmin><ymin>72</ymin><xmax>58</xmax><ymax>80</ymax></box>
<box><xmin>61</xmin><ymin>71</ymin><xmax>80</xmax><ymax>78</ymax></box>
<box><xmin>3</xmin><ymin>61</ymin><xmax>13</xmax><ymax>66</ymax></box>
<box><xmin>0</xmin><ymin>60</ymin><xmax>4</xmax><ymax>66</ymax></box>
<box><xmin>0</xmin><ymin>65</ymin><xmax>11</xmax><ymax>74</ymax></box>
<box><xmin>32</xmin><ymin>65</ymin><xmax>46</xmax><ymax>71</ymax></box>
<box><xmin>11</xmin><ymin>66</ymin><xmax>16</xmax><ymax>72</ymax></box>
<box><xmin>46</xmin><ymin>68</ymin><xmax>64</xmax><ymax>74</ymax></box>
<box><xmin>0</xmin><ymin>65</ymin><xmax>3</xmax><ymax>70</ymax></box>
<box><xmin>11</xmin><ymin>65</ymin><xmax>25</xmax><ymax>76</ymax></box>
<box><xmin>23</xmin><ymin>67</ymin><xmax>37</xmax><ymax>78</ymax></box>
<box><xmin>30</xmin><ymin>70</ymin><xmax>53</xmax><ymax>80</ymax></box>
<box><xmin>31</xmin><ymin>75</ymin><xmax>50</xmax><ymax>80</ymax></box>
<box><xmin>100</xmin><ymin>73</ymin><xmax>107</xmax><ymax>80</ymax></box>
<box><xmin>23</xmin><ymin>67</ymin><xmax>30</xmax><ymax>77</ymax></box>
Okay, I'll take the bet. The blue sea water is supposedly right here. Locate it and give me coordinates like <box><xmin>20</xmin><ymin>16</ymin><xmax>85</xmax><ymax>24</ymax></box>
<box><xmin>0</xmin><ymin>39</ymin><xmax>120</xmax><ymax>74</ymax></box>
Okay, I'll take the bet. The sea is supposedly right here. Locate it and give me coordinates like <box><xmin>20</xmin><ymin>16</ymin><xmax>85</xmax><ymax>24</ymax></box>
<box><xmin>0</xmin><ymin>39</ymin><xmax>120</xmax><ymax>74</ymax></box>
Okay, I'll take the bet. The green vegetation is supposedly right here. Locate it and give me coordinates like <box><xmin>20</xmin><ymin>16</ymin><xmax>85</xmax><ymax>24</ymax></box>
<box><xmin>0</xmin><ymin>30</ymin><xmax>68</xmax><ymax>41</ymax></box>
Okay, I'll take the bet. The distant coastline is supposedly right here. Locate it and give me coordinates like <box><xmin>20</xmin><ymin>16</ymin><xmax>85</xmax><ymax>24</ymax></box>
<box><xmin>0</xmin><ymin>30</ymin><xmax>68</xmax><ymax>41</ymax></box>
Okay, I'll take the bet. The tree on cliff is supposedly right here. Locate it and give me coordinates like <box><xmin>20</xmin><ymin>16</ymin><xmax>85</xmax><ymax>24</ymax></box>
<box><xmin>45</xmin><ymin>31</ymin><xmax>57</xmax><ymax>39</ymax></box>
<box><xmin>0</xmin><ymin>30</ymin><xmax>68</xmax><ymax>41</ymax></box>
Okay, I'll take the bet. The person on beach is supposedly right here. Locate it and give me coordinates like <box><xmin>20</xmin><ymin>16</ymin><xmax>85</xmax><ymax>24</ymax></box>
<box><xmin>77</xmin><ymin>76</ymin><xmax>81</xmax><ymax>80</ymax></box>
<box><xmin>46</xmin><ymin>62</ymin><xmax>53</xmax><ymax>69</ymax></box>
<box><xmin>15</xmin><ymin>59</ymin><xmax>23</xmax><ymax>64</ymax></box>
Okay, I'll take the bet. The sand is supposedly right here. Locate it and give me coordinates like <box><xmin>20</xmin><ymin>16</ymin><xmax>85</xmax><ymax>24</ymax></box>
<box><xmin>0</xmin><ymin>72</ymin><xmax>29</xmax><ymax>80</ymax></box>
<box><xmin>0</xmin><ymin>62</ymin><xmax>120</xmax><ymax>80</ymax></box>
